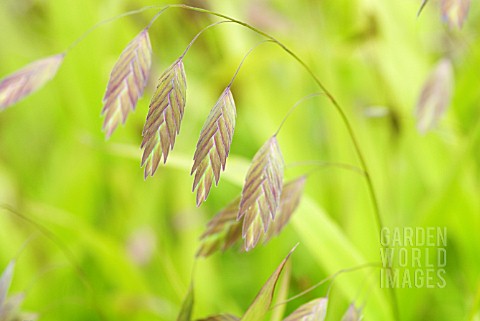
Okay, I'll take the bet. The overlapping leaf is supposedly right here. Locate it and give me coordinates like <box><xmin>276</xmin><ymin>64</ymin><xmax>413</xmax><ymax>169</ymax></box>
<box><xmin>415</xmin><ymin>58</ymin><xmax>453</xmax><ymax>134</ymax></box>
<box><xmin>270</xmin><ymin>260</ymin><xmax>291</xmax><ymax>321</ymax></box>
<box><xmin>265</xmin><ymin>176</ymin><xmax>306</xmax><ymax>243</ymax></box>
<box><xmin>340</xmin><ymin>304</ymin><xmax>362</xmax><ymax>321</ymax></box>
<box><xmin>198</xmin><ymin>177</ymin><xmax>306</xmax><ymax>256</ymax></box>
<box><xmin>192</xmin><ymin>88</ymin><xmax>236</xmax><ymax>206</ymax></box>
<box><xmin>441</xmin><ymin>0</ymin><xmax>470</xmax><ymax>28</ymax></box>
<box><xmin>177</xmin><ymin>282</ymin><xmax>194</xmax><ymax>321</ymax></box>
<box><xmin>141</xmin><ymin>59</ymin><xmax>187</xmax><ymax>178</ymax></box>
<box><xmin>0</xmin><ymin>54</ymin><xmax>64</xmax><ymax>110</ymax></box>
<box><xmin>240</xmin><ymin>246</ymin><xmax>296</xmax><ymax>321</ymax></box>
<box><xmin>238</xmin><ymin>136</ymin><xmax>284</xmax><ymax>251</ymax></box>
<box><xmin>283</xmin><ymin>298</ymin><xmax>328</xmax><ymax>321</ymax></box>
<box><xmin>102</xmin><ymin>28</ymin><xmax>152</xmax><ymax>138</ymax></box>
<box><xmin>197</xmin><ymin>197</ymin><xmax>242</xmax><ymax>257</ymax></box>
<box><xmin>197</xmin><ymin>315</ymin><xmax>239</xmax><ymax>321</ymax></box>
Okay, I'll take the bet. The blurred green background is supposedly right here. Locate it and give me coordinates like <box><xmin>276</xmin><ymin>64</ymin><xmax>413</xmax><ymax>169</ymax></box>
<box><xmin>0</xmin><ymin>0</ymin><xmax>479</xmax><ymax>320</ymax></box>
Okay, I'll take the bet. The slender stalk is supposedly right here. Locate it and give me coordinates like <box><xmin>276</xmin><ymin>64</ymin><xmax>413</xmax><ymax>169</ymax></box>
<box><xmin>272</xmin><ymin>262</ymin><xmax>380</xmax><ymax>308</ymax></box>
<box><xmin>180</xmin><ymin>20</ymin><xmax>232</xmax><ymax>59</ymax></box>
<box><xmin>227</xmin><ymin>40</ymin><xmax>273</xmax><ymax>87</ymax></box>
<box><xmin>286</xmin><ymin>160</ymin><xmax>366</xmax><ymax>177</ymax></box>
<box><xmin>66</xmin><ymin>5</ymin><xmax>166</xmax><ymax>52</ymax></box>
<box><xmin>53</xmin><ymin>4</ymin><xmax>397</xmax><ymax>319</ymax></box>
<box><xmin>146</xmin><ymin>7</ymin><xmax>169</xmax><ymax>29</ymax></box>
<box><xmin>274</xmin><ymin>93</ymin><xmax>323</xmax><ymax>136</ymax></box>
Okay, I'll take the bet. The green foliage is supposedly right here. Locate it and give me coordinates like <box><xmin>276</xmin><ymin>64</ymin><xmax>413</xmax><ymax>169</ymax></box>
<box><xmin>240</xmin><ymin>247</ymin><xmax>295</xmax><ymax>321</ymax></box>
<box><xmin>177</xmin><ymin>283</ymin><xmax>194</xmax><ymax>321</ymax></box>
<box><xmin>0</xmin><ymin>1</ymin><xmax>479</xmax><ymax>321</ymax></box>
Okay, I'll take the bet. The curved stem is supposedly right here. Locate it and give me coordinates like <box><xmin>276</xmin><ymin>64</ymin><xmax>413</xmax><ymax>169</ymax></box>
<box><xmin>227</xmin><ymin>40</ymin><xmax>273</xmax><ymax>87</ymax></box>
<box><xmin>286</xmin><ymin>160</ymin><xmax>366</xmax><ymax>177</ymax></box>
<box><xmin>57</xmin><ymin>4</ymin><xmax>396</xmax><ymax>319</ymax></box>
<box><xmin>66</xmin><ymin>5</ymin><xmax>166</xmax><ymax>53</ymax></box>
<box><xmin>63</xmin><ymin>4</ymin><xmax>384</xmax><ymax>234</ymax></box>
<box><xmin>274</xmin><ymin>93</ymin><xmax>324</xmax><ymax>136</ymax></box>
<box><xmin>168</xmin><ymin>5</ymin><xmax>397</xmax><ymax>319</ymax></box>
<box><xmin>180</xmin><ymin>20</ymin><xmax>232</xmax><ymax>59</ymax></box>
<box><xmin>146</xmin><ymin>7</ymin><xmax>169</xmax><ymax>29</ymax></box>
<box><xmin>170</xmin><ymin>4</ymin><xmax>384</xmax><ymax>234</ymax></box>
<box><xmin>272</xmin><ymin>262</ymin><xmax>380</xmax><ymax>308</ymax></box>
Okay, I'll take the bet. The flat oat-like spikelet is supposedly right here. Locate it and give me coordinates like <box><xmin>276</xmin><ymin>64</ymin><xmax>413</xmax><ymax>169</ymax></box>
<box><xmin>442</xmin><ymin>0</ymin><xmax>470</xmax><ymax>28</ymax></box>
<box><xmin>141</xmin><ymin>59</ymin><xmax>187</xmax><ymax>178</ymax></box>
<box><xmin>192</xmin><ymin>88</ymin><xmax>236</xmax><ymax>206</ymax></box>
<box><xmin>415</xmin><ymin>58</ymin><xmax>453</xmax><ymax>134</ymax></box>
<box><xmin>264</xmin><ymin>176</ymin><xmax>306</xmax><ymax>243</ymax></box>
<box><xmin>0</xmin><ymin>54</ymin><xmax>64</xmax><ymax>110</ymax></box>
<box><xmin>198</xmin><ymin>176</ymin><xmax>306</xmax><ymax>256</ymax></box>
<box><xmin>238</xmin><ymin>136</ymin><xmax>284</xmax><ymax>251</ymax></box>
<box><xmin>283</xmin><ymin>298</ymin><xmax>328</xmax><ymax>321</ymax></box>
<box><xmin>102</xmin><ymin>28</ymin><xmax>152</xmax><ymax>138</ymax></box>
<box><xmin>197</xmin><ymin>197</ymin><xmax>242</xmax><ymax>257</ymax></box>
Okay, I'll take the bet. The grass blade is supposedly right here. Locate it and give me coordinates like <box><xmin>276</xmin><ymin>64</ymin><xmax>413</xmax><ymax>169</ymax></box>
<box><xmin>240</xmin><ymin>245</ymin><xmax>296</xmax><ymax>321</ymax></box>
<box><xmin>102</xmin><ymin>28</ymin><xmax>152</xmax><ymax>138</ymax></box>
<box><xmin>269</xmin><ymin>260</ymin><xmax>291</xmax><ymax>321</ymax></box>
<box><xmin>0</xmin><ymin>54</ymin><xmax>64</xmax><ymax>110</ymax></box>
<box><xmin>238</xmin><ymin>136</ymin><xmax>284</xmax><ymax>251</ymax></box>
<box><xmin>141</xmin><ymin>59</ymin><xmax>187</xmax><ymax>178</ymax></box>
<box><xmin>192</xmin><ymin>87</ymin><xmax>236</xmax><ymax>206</ymax></box>
<box><xmin>417</xmin><ymin>0</ymin><xmax>429</xmax><ymax>16</ymax></box>
<box><xmin>177</xmin><ymin>282</ymin><xmax>194</xmax><ymax>321</ymax></box>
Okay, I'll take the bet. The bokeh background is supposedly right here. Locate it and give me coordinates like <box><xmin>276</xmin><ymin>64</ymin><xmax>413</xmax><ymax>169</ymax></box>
<box><xmin>0</xmin><ymin>0</ymin><xmax>479</xmax><ymax>320</ymax></box>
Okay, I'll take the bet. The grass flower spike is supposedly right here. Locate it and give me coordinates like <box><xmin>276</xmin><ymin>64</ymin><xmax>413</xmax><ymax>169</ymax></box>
<box><xmin>101</xmin><ymin>28</ymin><xmax>152</xmax><ymax>138</ymax></box>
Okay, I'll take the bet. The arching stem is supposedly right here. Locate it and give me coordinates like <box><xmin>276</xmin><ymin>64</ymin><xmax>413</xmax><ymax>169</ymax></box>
<box><xmin>272</xmin><ymin>262</ymin><xmax>380</xmax><ymax>308</ymax></box>
<box><xmin>57</xmin><ymin>4</ymin><xmax>397</xmax><ymax>319</ymax></box>
<box><xmin>227</xmin><ymin>40</ymin><xmax>273</xmax><ymax>87</ymax></box>
<box><xmin>274</xmin><ymin>93</ymin><xmax>323</xmax><ymax>136</ymax></box>
<box><xmin>180</xmin><ymin>20</ymin><xmax>232</xmax><ymax>60</ymax></box>
<box><xmin>286</xmin><ymin>160</ymin><xmax>366</xmax><ymax>177</ymax></box>
<box><xmin>66</xmin><ymin>5</ymin><xmax>167</xmax><ymax>53</ymax></box>
<box><xmin>167</xmin><ymin>5</ymin><xmax>397</xmax><ymax>320</ymax></box>
<box><xmin>170</xmin><ymin>3</ymin><xmax>384</xmax><ymax>235</ymax></box>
